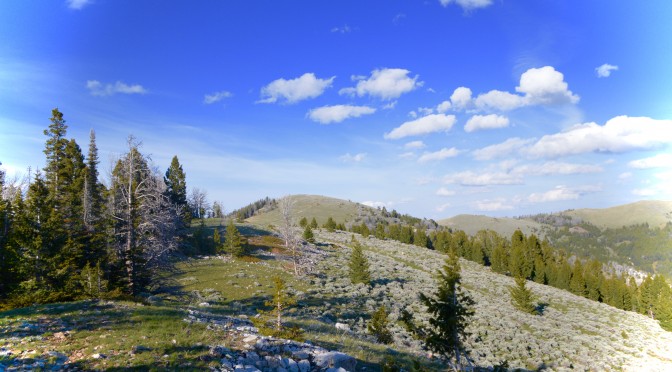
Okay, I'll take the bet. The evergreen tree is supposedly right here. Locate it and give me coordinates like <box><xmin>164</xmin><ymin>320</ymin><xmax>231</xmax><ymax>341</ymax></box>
<box><xmin>43</xmin><ymin>108</ymin><xmax>69</xmax><ymax>199</ymax></box>
<box><xmin>418</xmin><ymin>249</ymin><xmax>473</xmax><ymax>368</ymax></box>
<box><xmin>368</xmin><ymin>305</ymin><xmax>393</xmax><ymax>344</ymax></box>
<box><xmin>224</xmin><ymin>219</ymin><xmax>245</xmax><ymax>257</ymax></box>
<box><xmin>323</xmin><ymin>217</ymin><xmax>337</xmax><ymax>232</ymax></box>
<box><xmin>299</xmin><ymin>217</ymin><xmax>308</xmax><ymax>228</ymax></box>
<box><xmin>348</xmin><ymin>238</ymin><xmax>371</xmax><ymax>285</ymax></box>
<box><xmin>509</xmin><ymin>276</ymin><xmax>538</xmax><ymax>315</ymax></box>
<box><xmin>490</xmin><ymin>241</ymin><xmax>508</xmax><ymax>274</ymax></box>
<box><xmin>414</xmin><ymin>228</ymin><xmax>428</xmax><ymax>248</ymax></box>
<box><xmin>302</xmin><ymin>225</ymin><xmax>315</xmax><ymax>244</ymax></box>
<box><xmin>164</xmin><ymin>155</ymin><xmax>189</xmax><ymax>224</ymax></box>
<box><xmin>374</xmin><ymin>223</ymin><xmax>386</xmax><ymax>240</ymax></box>
<box><xmin>570</xmin><ymin>260</ymin><xmax>587</xmax><ymax>297</ymax></box>
<box><xmin>213</xmin><ymin>228</ymin><xmax>222</xmax><ymax>251</ymax></box>
<box><xmin>83</xmin><ymin>129</ymin><xmax>106</xmax><ymax>266</ymax></box>
<box><xmin>309</xmin><ymin>217</ymin><xmax>318</xmax><ymax>229</ymax></box>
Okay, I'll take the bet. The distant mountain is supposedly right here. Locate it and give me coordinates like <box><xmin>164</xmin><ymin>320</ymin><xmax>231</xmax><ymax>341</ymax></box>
<box><xmin>438</xmin><ymin>200</ymin><xmax>672</xmax><ymax>238</ymax></box>
<box><xmin>562</xmin><ymin>200</ymin><xmax>672</xmax><ymax>229</ymax></box>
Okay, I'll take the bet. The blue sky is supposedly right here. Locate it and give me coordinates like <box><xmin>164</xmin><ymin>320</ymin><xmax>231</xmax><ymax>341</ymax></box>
<box><xmin>1</xmin><ymin>0</ymin><xmax>671</xmax><ymax>219</ymax></box>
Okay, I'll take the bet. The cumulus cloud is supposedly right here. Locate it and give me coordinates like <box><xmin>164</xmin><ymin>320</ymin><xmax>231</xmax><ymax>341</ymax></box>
<box><xmin>453</xmin><ymin>66</ymin><xmax>579</xmax><ymax>112</ymax></box>
<box><xmin>472</xmin><ymin>137</ymin><xmax>535</xmax><ymax>161</ymax></box>
<box><xmin>340</xmin><ymin>152</ymin><xmax>367</xmax><ymax>162</ymax></box>
<box><xmin>340</xmin><ymin>68</ymin><xmax>422</xmax><ymax>100</ymax></box>
<box><xmin>203</xmin><ymin>90</ymin><xmax>232</xmax><ymax>104</ymax></box>
<box><xmin>384</xmin><ymin>114</ymin><xmax>456</xmax><ymax>140</ymax></box>
<box><xmin>475</xmin><ymin>199</ymin><xmax>514</xmax><ymax>211</ymax></box>
<box><xmin>632</xmin><ymin>188</ymin><xmax>657</xmax><ymax>197</ymax></box>
<box><xmin>528</xmin><ymin>184</ymin><xmax>601</xmax><ymax>203</ymax></box>
<box><xmin>404</xmin><ymin>141</ymin><xmax>426</xmax><ymax>150</ymax></box>
<box><xmin>439</xmin><ymin>0</ymin><xmax>493</xmax><ymax>11</ymax></box>
<box><xmin>464</xmin><ymin>114</ymin><xmax>510</xmax><ymax>132</ymax></box>
<box><xmin>436</xmin><ymin>100</ymin><xmax>452</xmax><ymax>113</ymax></box>
<box><xmin>67</xmin><ymin>0</ymin><xmax>91</xmax><ymax>10</ymax></box>
<box><xmin>526</xmin><ymin>116</ymin><xmax>672</xmax><ymax>158</ymax></box>
<box><xmin>307</xmin><ymin>105</ymin><xmax>376</xmax><ymax>124</ymax></box>
<box><xmin>628</xmin><ymin>153</ymin><xmax>672</xmax><ymax>169</ymax></box>
<box><xmin>450</xmin><ymin>87</ymin><xmax>473</xmax><ymax>110</ymax></box>
<box><xmin>418</xmin><ymin>147</ymin><xmax>460</xmax><ymax>163</ymax></box>
<box><xmin>259</xmin><ymin>73</ymin><xmax>334</xmax><ymax>104</ymax></box>
<box><xmin>596</xmin><ymin>63</ymin><xmax>619</xmax><ymax>78</ymax></box>
<box><xmin>436</xmin><ymin>187</ymin><xmax>456</xmax><ymax>197</ymax></box>
<box><xmin>87</xmin><ymin>80</ymin><xmax>147</xmax><ymax>96</ymax></box>
<box><xmin>443</xmin><ymin>171</ymin><xmax>522</xmax><ymax>186</ymax></box>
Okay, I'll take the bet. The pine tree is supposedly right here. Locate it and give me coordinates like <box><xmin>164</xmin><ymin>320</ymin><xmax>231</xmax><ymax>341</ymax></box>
<box><xmin>309</xmin><ymin>217</ymin><xmax>318</xmax><ymax>229</ymax></box>
<box><xmin>164</xmin><ymin>155</ymin><xmax>189</xmax><ymax>224</ymax></box>
<box><xmin>490</xmin><ymin>242</ymin><xmax>508</xmax><ymax>274</ymax></box>
<box><xmin>323</xmin><ymin>217</ymin><xmax>337</xmax><ymax>232</ymax></box>
<box><xmin>509</xmin><ymin>276</ymin><xmax>538</xmax><ymax>315</ymax></box>
<box><xmin>570</xmin><ymin>260</ymin><xmax>587</xmax><ymax>297</ymax></box>
<box><xmin>299</xmin><ymin>217</ymin><xmax>308</xmax><ymax>227</ymax></box>
<box><xmin>348</xmin><ymin>238</ymin><xmax>371</xmax><ymax>285</ymax></box>
<box><xmin>414</xmin><ymin>228</ymin><xmax>428</xmax><ymax>248</ymax></box>
<box><xmin>368</xmin><ymin>305</ymin><xmax>393</xmax><ymax>344</ymax></box>
<box><xmin>224</xmin><ymin>219</ymin><xmax>245</xmax><ymax>257</ymax></box>
<box><xmin>213</xmin><ymin>228</ymin><xmax>222</xmax><ymax>251</ymax></box>
<box><xmin>302</xmin><ymin>225</ymin><xmax>315</xmax><ymax>243</ymax></box>
<box><xmin>418</xmin><ymin>249</ymin><xmax>473</xmax><ymax>368</ymax></box>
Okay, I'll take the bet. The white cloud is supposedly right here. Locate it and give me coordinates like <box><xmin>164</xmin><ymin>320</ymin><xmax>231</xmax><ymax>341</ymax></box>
<box><xmin>472</xmin><ymin>137</ymin><xmax>535</xmax><ymax>161</ymax></box>
<box><xmin>203</xmin><ymin>90</ymin><xmax>232</xmax><ymax>104</ymax></box>
<box><xmin>381</xmin><ymin>101</ymin><xmax>397</xmax><ymax>110</ymax></box>
<box><xmin>456</xmin><ymin>66</ymin><xmax>578</xmax><ymax>112</ymax></box>
<box><xmin>443</xmin><ymin>171</ymin><xmax>523</xmax><ymax>186</ymax></box>
<box><xmin>436</xmin><ymin>202</ymin><xmax>452</xmax><ymax>212</ymax></box>
<box><xmin>436</xmin><ymin>100</ymin><xmax>452</xmax><ymax>113</ymax></box>
<box><xmin>418</xmin><ymin>107</ymin><xmax>434</xmax><ymax>116</ymax></box>
<box><xmin>439</xmin><ymin>0</ymin><xmax>493</xmax><ymax>11</ymax></box>
<box><xmin>527</xmin><ymin>116</ymin><xmax>672</xmax><ymax>158</ymax></box>
<box><xmin>516</xmin><ymin>66</ymin><xmax>579</xmax><ymax>105</ymax></box>
<box><xmin>67</xmin><ymin>0</ymin><xmax>91</xmax><ymax>10</ymax></box>
<box><xmin>340</xmin><ymin>68</ymin><xmax>422</xmax><ymax>100</ymax></box>
<box><xmin>464</xmin><ymin>114</ymin><xmax>510</xmax><ymax>132</ymax></box>
<box><xmin>512</xmin><ymin>161</ymin><xmax>603</xmax><ymax>176</ymax></box>
<box><xmin>399</xmin><ymin>152</ymin><xmax>416</xmax><ymax>159</ymax></box>
<box><xmin>362</xmin><ymin>201</ymin><xmax>390</xmax><ymax>208</ymax></box>
<box><xmin>331</xmin><ymin>24</ymin><xmax>352</xmax><ymax>33</ymax></box>
<box><xmin>475</xmin><ymin>199</ymin><xmax>514</xmax><ymax>211</ymax></box>
<box><xmin>418</xmin><ymin>147</ymin><xmax>460</xmax><ymax>163</ymax></box>
<box><xmin>404</xmin><ymin>141</ymin><xmax>426</xmax><ymax>150</ymax></box>
<box><xmin>450</xmin><ymin>87</ymin><xmax>472</xmax><ymax>110</ymax></box>
<box><xmin>596</xmin><ymin>63</ymin><xmax>619</xmax><ymax>78</ymax></box>
<box><xmin>340</xmin><ymin>152</ymin><xmax>367</xmax><ymax>162</ymax></box>
<box><xmin>619</xmin><ymin>172</ymin><xmax>633</xmax><ymax>180</ymax></box>
<box><xmin>436</xmin><ymin>187</ymin><xmax>456</xmax><ymax>197</ymax></box>
<box><xmin>528</xmin><ymin>184</ymin><xmax>602</xmax><ymax>203</ymax></box>
<box><xmin>87</xmin><ymin>80</ymin><xmax>147</xmax><ymax>96</ymax></box>
<box><xmin>628</xmin><ymin>153</ymin><xmax>672</xmax><ymax>169</ymax></box>
<box><xmin>632</xmin><ymin>188</ymin><xmax>657</xmax><ymax>196</ymax></box>
<box><xmin>307</xmin><ymin>105</ymin><xmax>376</xmax><ymax>124</ymax></box>
<box><xmin>259</xmin><ymin>73</ymin><xmax>334</xmax><ymax>104</ymax></box>
<box><xmin>474</xmin><ymin>90</ymin><xmax>526</xmax><ymax>111</ymax></box>
<box><xmin>384</xmin><ymin>114</ymin><xmax>456</xmax><ymax>140</ymax></box>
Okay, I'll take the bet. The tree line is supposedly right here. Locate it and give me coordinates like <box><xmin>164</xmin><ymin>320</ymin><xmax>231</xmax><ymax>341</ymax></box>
<box><xmin>0</xmin><ymin>109</ymin><xmax>199</xmax><ymax>307</ymax></box>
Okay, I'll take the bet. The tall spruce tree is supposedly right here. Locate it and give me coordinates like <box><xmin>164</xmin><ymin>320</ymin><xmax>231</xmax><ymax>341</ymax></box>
<box><xmin>368</xmin><ymin>305</ymin><xmax>393</xmax><ymax>344</ymax></box>
<box><xmin>224</xmin><ymin>219</ymin><xmax>245</xmax><ymax>257</ymax></box>
<box><xmin>509</xmin><ymin>276</ymin><xmax>538</xmax><ymax>315</ymax></box>
<box><xmin>418</xmin><ymin>249</ymin><xmax>473</xmax><ymax>369</ymax></box>
<box><xmin>348</xmin><ymin>238</ymin><xmax>371</xmax><ymax>285</ymax></box>
<box><xmin>164</xmin><ymin>155</ymin><xmax>189</xmax><ymax>224</ymax></box>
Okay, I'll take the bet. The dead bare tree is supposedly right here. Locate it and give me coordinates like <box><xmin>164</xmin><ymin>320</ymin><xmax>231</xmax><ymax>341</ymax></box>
<box><xmin>110</xmin><ymin>136</ymin><xmax>179</xmax><ymax>295</ymax></box>
<box><xmin>278</xmin><ymin>195</ymin><xmax>301</xmax><ymax>275</ymax></box>
<box><xmin>189</xmin><ymin>187</ymin><xmax>209</xmax><ymax>219</ymax></box>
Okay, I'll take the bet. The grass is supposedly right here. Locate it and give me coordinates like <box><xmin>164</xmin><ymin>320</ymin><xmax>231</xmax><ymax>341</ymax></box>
<box><xmin>246</xmin><ymin>194</ymin><xmax>371</xmax><ymax>227</ymax></box>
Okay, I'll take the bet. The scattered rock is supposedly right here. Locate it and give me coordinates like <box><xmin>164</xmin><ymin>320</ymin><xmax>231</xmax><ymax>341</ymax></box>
<box><xmin>314</xmin><ymin>351</ymin><xmax>357</xmax><ymax>370</ymax></box>
<box><xmin>335</xmin><ymin>322</ymin><xmax>350</xmax><ymax>332</ymax></box>
<box><xmin>131</xmin><ymin>345</ymin><xmax>152</xmax><ymax>354</ymax></box>
<box><xmin>92</xmin><ymin>353</ymin><xmax>107</xmax><ymax>359</ymax></box>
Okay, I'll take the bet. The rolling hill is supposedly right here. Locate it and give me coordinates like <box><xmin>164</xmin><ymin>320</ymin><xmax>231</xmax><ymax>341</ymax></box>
<box><xmin>562</xmin><ymin>200</ymin><xmax>672</xmax><ymax>229</ymax></box>
<box><xmin>438</xmin><ymin>214</ymin><xmax>545</xmax><ymax>238</ymax></box>
<box><xmin>245</xmin><ymin>194</ymin><xmax>378</xmax><ymax>227</ymax></box>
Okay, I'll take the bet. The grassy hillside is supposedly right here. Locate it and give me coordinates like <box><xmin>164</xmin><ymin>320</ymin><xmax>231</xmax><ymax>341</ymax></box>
<box><xmin>2</xmin><ymin>224</ymin><xmax>671</xmax><ymax>370</ymax></box>
<box><xmin>438</xmin><ymin>214</ymin><xmax>546</xmax><ymax>238</ymax></box>
<box><xmin>246</xmin><ymin>194</ymin><xmax>374</xmax><ymax>227</ymax></box>
<box><xmin>562</xmin><ymin>200</ymin><xmax>672</xmax><ymax>229</ymax></box>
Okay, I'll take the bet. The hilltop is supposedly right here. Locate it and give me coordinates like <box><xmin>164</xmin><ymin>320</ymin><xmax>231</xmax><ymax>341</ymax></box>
<box><xmin>245</xmin><ymin>195</ymin><xmax>374</xmax><ymax>227</ymax></box>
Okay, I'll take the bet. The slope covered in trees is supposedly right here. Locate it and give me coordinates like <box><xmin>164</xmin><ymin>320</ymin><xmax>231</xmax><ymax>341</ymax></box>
<box><xmin>0</xmin><ymin>109</ymin><xmax>189</xmax><ymax>305</ymax></box>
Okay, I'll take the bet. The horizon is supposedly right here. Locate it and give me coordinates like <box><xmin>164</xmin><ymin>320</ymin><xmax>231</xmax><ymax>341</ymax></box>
<box><xmin>1</xmin><ymin>1</ymin><xmax>671</xmax><ymax>219</ymax></box>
